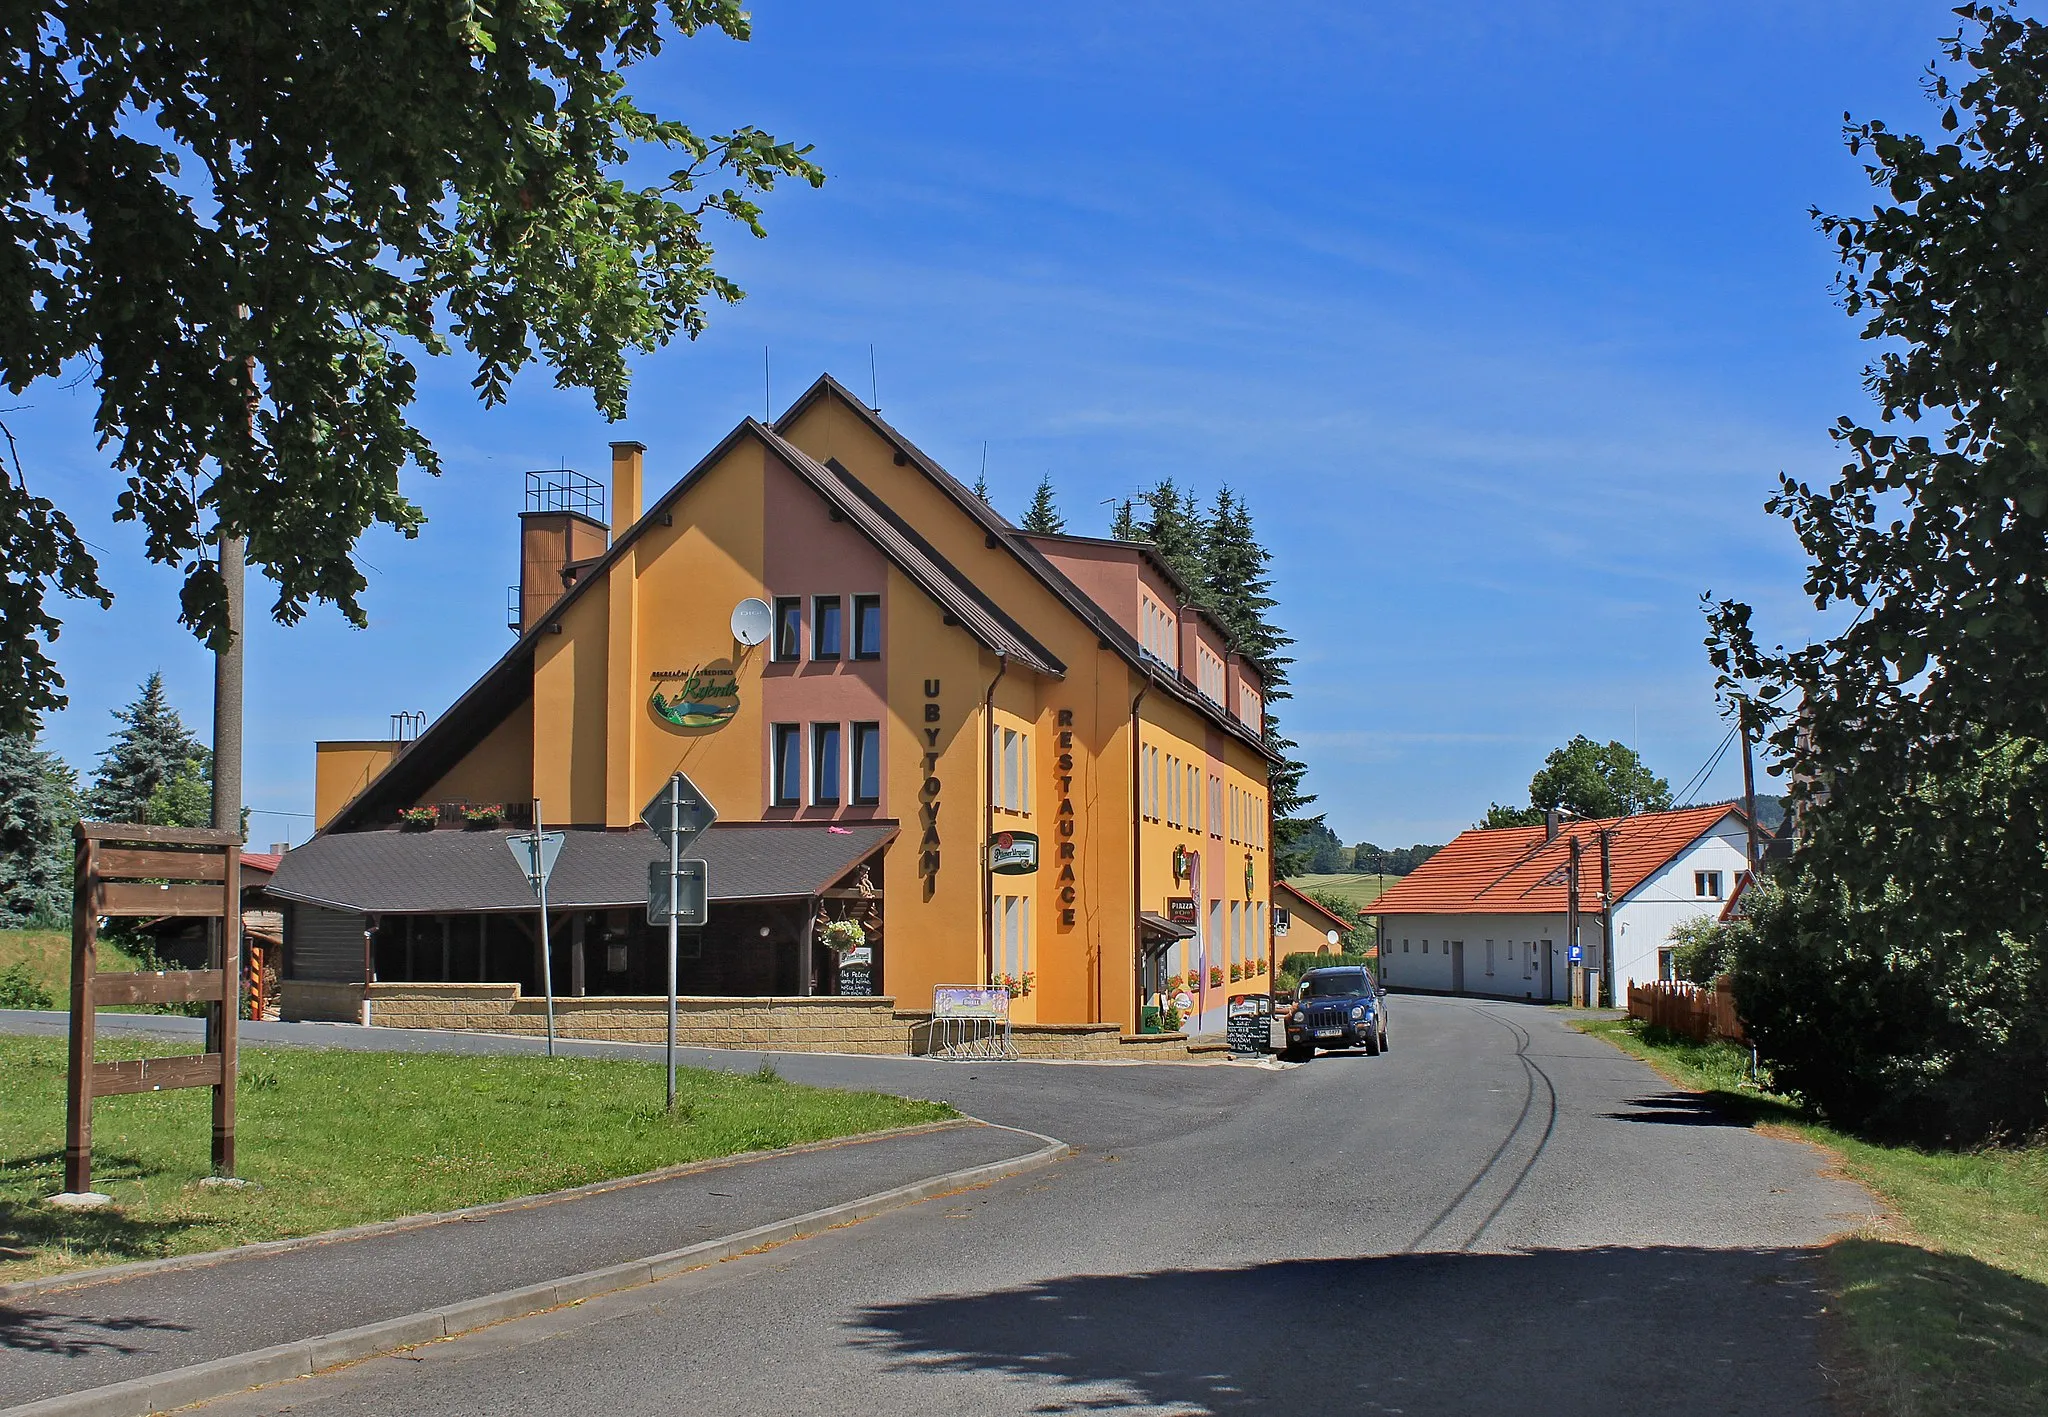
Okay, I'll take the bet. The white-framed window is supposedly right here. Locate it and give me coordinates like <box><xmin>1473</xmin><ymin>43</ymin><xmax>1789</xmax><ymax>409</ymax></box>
<box><xmin>1198</xmin><ymin>644</ymin><xmax>1225</xmax><ymax>703</ymax></box>
<box><xmin>1165</xmin><ymin>754</ymin><xmax>1180</xmax><ymax>827</ymax></box>
<box><xmin>1695</xmin><ymin>870</ymin><xmax>1724</xmax><ymax>899</ymax></box>
<box><xmin>1210</xmin><ymin>775</ymin><xmax>1222</xmax><ymax>838</ymax></box>
<box><xmin>997</xmin><ymin>894</ymin><xmax>1033</xmax><ymax>983</ymax></box>
<box><xmin>1240</xmin><ymin>681</ymin><xmax>1262</xmax><ymax>729</ymax></box>
<box><xmin>1658</xmin><ymin>948</ymin><xmax>1675</xmax><ymax>982</ymax></box>
<box><xmin>1188</xmin><ymin>763</ymin><xmax>1201</xmax><ymax>834</ymax></box>
<box><xmin>993</xmin><ymin>726</ymin><xmax>1030</xmax><ymax>815</ymax></box>
<box><xmin>1141</xmin><ymin>596</ymin><xmax>1178</xmax><ymax>668</ymax></box>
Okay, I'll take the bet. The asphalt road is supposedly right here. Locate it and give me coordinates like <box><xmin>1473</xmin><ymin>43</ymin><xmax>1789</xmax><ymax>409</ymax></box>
<box><xmin>133</xmin><ymin>994</ymin><xmax>1879</xmax><ymax>1417</ymax></box>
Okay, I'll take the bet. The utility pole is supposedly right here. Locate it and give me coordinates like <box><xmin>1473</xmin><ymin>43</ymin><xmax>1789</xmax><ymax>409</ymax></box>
<box><xmin>1599</xmin><ymin>828</ymin><xmax>1615</xmax><ymax>1011</ymax></box>
<box><xmin>1566</xmin><ymin>836</ymin><xmax>1582</xmax><ymax>1005</ymax></box>
<box><xmin>1740</xmin><ymin>705</ymin><xmax>1760</xmax><ymax>875</ymax></box>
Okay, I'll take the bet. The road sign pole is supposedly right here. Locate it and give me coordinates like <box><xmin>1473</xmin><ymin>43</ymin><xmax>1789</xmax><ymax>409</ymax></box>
<box><xmin>534</xmin><ymin>801</ymin><xmax>556</xmax><ymax>1058</ymax></box>
<box><xmin>666</xmin><ymin>774</ymin><xmax>681</xmax><ymax>1112</ymax></box>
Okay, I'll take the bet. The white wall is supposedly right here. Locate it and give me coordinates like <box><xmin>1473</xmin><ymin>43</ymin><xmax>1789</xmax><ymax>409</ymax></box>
<box><xmin>1379</xmin><ymin>913</ymin><xmax>1596</xmax><ymax>1001</ymax></box>
<box><xmin>1610</xmin><ymin>817</ymin><xmax>1752</xmax><ymax>991</ymax></box>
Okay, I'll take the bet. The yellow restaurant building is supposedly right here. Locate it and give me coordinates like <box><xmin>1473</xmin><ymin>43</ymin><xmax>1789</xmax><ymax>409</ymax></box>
<box><xmin>270</xmin><ymin>375</ymin><xmax>1278</xmax><ymax>1052</ymax></box>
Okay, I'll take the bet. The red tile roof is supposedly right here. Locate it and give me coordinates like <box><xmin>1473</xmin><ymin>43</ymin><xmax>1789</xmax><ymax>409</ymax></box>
<box><xmin>1368</xmin><ymin>805</ymin><xmax>1741</xmax><ymax>917</ymax></box>
<box><xmin>241</xmin><ymin>853</ymin><xmax>282</xmax><ymax>876</ymax></box>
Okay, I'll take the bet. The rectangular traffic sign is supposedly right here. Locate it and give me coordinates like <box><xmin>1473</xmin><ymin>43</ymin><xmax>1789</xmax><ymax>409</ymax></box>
<box><xmin>507</xmin><ymin>831</ymin><xmax>565</xmax><ymax>896</ymax></box>
<box><xmin>640</xmin><ymin>772</ymin><xmax>717</xmax><ymax>851</ymax></box>
<box><xmin>647</xmin><ymin>858</ymin><xmax>709</xmax><ymax>926</ymax></box>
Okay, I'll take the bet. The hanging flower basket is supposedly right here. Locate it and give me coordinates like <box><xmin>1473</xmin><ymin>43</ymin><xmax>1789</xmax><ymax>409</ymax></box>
<box><xmin>819</xmin><ymin>918</ymin><xmax>866</xmax><ymax>954</ymax></box>
<box><xmin>397</xmin><ymin>805</ymin><xmax>438</xmax><ymax>830</ymax></box>
<box><xmin>1208</xmin><ymin>966</ymin><xmax>1224</xmax><ymax>989</ymax></box>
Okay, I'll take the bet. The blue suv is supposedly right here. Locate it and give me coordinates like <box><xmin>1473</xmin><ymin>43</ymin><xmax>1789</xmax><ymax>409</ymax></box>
<box><xmin>1283</xmin><ymin>966</ymin><xmax>1389</xmax><ymax>1060</ymax></box>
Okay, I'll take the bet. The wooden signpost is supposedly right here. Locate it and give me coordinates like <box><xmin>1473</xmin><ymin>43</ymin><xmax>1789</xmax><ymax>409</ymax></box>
<box><xmin>61</xmin><ymin>822</ymin><xmax>242</xmax><ymax>1202</ymax></box>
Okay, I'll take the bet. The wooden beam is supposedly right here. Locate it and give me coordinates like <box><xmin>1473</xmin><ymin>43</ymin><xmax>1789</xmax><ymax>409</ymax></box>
<box><xmin>95</xmin><ymin>881</ymin><xmax>228</xmax><ymax>917</ymax></box>
<box><xmin>79</xmin><ymin>822</ymin><xmax>241</xmax><ymax>846</ymax></box>
<box><xmin>93</xmin><ymin>971</ymin><xmax>227</xmax><ymax>1005</ymax></box>
<box><xmin>96</xmin><ymin>848</ymin><xmax>229</xmax><ymax>882</ymax></box>
<box><xmin>91</xmin><ymin>1053</ymin><xmax>225</xmax><ymax>1096</ymax></box>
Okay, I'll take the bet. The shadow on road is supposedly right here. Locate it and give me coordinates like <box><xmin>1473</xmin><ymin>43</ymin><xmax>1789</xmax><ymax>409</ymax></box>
<box><xmin>853</xmin><ymin>1247</ymin><xmax>1842</xmax><ymax>1416</ymax></box>
<box><xmin>1604</xmin><ymin>1092</ymin><xmax>1752</xmax><ymax>1127</ymax></box>
<box><xmin>0</xmin><ymin>1305</ymin><xmax>190</xmax><ymax>1357</ymax></box>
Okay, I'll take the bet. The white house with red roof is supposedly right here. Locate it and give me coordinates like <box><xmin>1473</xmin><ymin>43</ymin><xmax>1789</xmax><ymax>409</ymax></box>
<box><xmin>1369</xmin><ymin>805</ymin><xmax>1755</xmax><ymax>1003</ymax></box>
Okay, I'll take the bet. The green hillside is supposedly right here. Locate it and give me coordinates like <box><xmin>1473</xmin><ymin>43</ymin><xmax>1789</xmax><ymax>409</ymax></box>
<box><xmin>1284</xmin><ymin>873</ymin><xmax>1396</xmax><ymax>912</ymax></box>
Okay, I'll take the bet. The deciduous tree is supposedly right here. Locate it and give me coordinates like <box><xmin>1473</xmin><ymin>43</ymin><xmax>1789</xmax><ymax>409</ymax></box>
<box><xmin>1482</xmin><ymin>735</ymin><xmax>1671</xmax><ymax>827</ymax></box>
<box><xmin>1706</xmin><ymin>6</ymin><xmax>2048</xmax><ymax>1141</ymax></box>
<box><xmin>0</xmin><ymin>1</ymin><xmax>822</xmax><ymax>730</ymax></box>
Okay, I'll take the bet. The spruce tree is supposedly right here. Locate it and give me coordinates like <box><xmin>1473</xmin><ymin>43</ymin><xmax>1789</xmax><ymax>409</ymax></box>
<box><xmin>86</xmin><ymin>673</ymin><xmax>206</xmax><ymax>823</ymax></box>
<box><xmin>0</xmin><ymin>731</ymin><xmax>79</xmax><ymax>926</ymax></box>
<box><xmin>1135</xmin><ymin>479</ymin><xmax>1208</xmax><ymax>591</ymax></box>
<box><xmin>1197</xmin><ymin>488</ymin><xmax>1317</xmax><ymax>868</ymax></box>
<box><xmin>1020</xmin><ymin>476</ymin><xmax>1066</xmax><ymax>535</ymax></box>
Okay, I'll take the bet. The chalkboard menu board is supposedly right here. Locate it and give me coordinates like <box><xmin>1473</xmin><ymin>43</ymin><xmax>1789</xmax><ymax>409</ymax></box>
<box><xmin>838</xmin><ymin>965</ymin><xmax>874</xmax><ymax>997</ymax></box>
<box><xmin>1227</xmin><ymin>1012</ymin><xmax>1269</xmax><ymax>1055</ymax></box>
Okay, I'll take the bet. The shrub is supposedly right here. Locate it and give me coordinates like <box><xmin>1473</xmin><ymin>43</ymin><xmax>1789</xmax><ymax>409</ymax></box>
<box><xmin>0</xmin><ymin>961</ymin><xmax>53</xmax><ymax>1010</ymax></box>
<box><xmin>1667</xmin><ymin>917</ymin><xmax>1747</xmax><ymax>986</ymax></box>
<box><xmin>1733</xmin><ymin>744</ymin><xmax>2048</xmax><ymax>1145</ymax></box>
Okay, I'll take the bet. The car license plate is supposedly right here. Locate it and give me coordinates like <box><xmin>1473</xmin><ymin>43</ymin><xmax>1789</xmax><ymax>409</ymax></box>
<box><xmin>1315</xmin><ymin>1028</ymin><xmax>1343</xmax><ymax>1039</ymax></box>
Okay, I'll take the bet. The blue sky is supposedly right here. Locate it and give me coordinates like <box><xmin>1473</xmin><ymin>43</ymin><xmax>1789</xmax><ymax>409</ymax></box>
<box><xmin>18</xmin><ymin>1</ymin><xmax>1960</xmax><ymax>847</ymax></box>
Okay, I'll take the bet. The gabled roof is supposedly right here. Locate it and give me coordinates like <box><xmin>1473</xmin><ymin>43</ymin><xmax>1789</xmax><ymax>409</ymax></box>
<box><xmin>326</xmin><ymin>416</ymin><xmax>1062</xmax><ymax>831</ymax></box>
<box><xmin>269</xmin><ymin>822</ymin><xmax>897</xmax><ymax>913</ymax></box>
<box><xmin>753</xmin><ymin>426</ymin><xmax>1063</xmax><ymax>676</ymax></box>
<box><xmin>1274</xmin><ymin>879</ymin><xmax>1359</xmax><ymax>938</ymax></box>
<box><xmin>774</xmin><ymin>375</ymin><xmax>1280</xmax><ymax>762</ymax></box>
<box><xmin>1369</xmin><ymin>805</ymin><xmax>1744</xmax><ymax>917</ymax></box>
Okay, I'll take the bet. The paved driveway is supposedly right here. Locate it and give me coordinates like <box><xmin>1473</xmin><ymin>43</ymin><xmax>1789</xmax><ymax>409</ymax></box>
<box><xmin>10</xmin><ymin>996</ymin><xmax>1877</xmax><ymax>1415</ymax></box>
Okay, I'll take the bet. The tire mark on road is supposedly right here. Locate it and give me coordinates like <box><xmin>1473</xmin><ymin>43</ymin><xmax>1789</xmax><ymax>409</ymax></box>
<box><xmin>1457</xmin><ymin>1007</ymin><xmax>1560</xmax><ymax>1250</ymax></box>
<box><xmin>1400</xmin><ymin>1002</ymin><xmax>1561</xmax><ymax>1253</ymax></box>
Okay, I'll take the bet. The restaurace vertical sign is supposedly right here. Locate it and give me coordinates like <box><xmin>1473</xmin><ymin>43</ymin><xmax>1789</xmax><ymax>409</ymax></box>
<box><xmin>1055</xmin><ymin>709</ymin><xmax>1078</xmax><ymax>927</ymax></box>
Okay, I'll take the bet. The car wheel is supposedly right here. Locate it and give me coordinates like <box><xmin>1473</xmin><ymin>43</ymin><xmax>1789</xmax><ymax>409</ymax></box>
<box><xmin>1363</xmin><ymin>1026</ymin><xmax>1381</xmax><ymax>1056</ymax></box>
<box><xmin>1379</xmin><ymin>1021</ymin><xmax>1390</xmax><ymax>1052</ymax></box>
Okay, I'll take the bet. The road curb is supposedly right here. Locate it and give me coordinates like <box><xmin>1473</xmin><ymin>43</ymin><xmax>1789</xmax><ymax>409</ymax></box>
<box><xmin>5</xmin><ymin>1121</ymin><xmax>1070</xmax><ymax>1417</ymax></box>
<box><xmin>0</xmin><ymin>1118</ymin><xmax>973</xmax><ymax>1304</ymax></box>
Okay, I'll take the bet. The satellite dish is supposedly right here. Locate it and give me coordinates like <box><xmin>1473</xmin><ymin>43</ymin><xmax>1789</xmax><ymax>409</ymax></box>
<box><xmin>1326</xmin><ymin>929</ymin><xmax>1341</xmax><ymax>945</ymax></box>
<box><xmin>731</xmin><ymin>598</ymin><xmax>773</xmax><ymax>646</ymax></box>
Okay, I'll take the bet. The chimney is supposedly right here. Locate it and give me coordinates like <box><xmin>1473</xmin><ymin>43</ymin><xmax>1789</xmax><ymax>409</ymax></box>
<box><xmin>611</xmin><ymin>441</ymin><xmax>645</xmax><ymax>536</ymax></box>
<box><xmin>1545</xmin><ymin>806</ymin><xmax>1561</xmax><ymax>842</ymax></box>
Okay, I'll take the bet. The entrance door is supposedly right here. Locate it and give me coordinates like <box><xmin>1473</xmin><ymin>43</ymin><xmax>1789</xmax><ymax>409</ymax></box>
<box><xmin>1451</xmin><ymin>940</ymin><xmax>1465</xmax><ymax>994</ymax></box>
<box><xmin>1542</xmin><ymin>939</ymin><xmax>1554</xmax><ymax>1000</ymax></box>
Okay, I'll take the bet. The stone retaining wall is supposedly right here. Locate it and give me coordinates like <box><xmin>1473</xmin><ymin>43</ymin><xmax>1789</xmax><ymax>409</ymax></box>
<box><xmin>363</xmin><ymin>983</ymin><xmax>906</xmax><ymax>1053</ymax></box>
<box><xmin>350</xmin><ymin>983</ymin><xmax>1211</xmax><ymax>1060</ymax></box>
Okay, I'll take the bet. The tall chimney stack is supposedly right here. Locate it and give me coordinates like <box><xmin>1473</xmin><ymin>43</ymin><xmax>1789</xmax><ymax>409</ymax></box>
<box><xmin>1545</xmin><ymin>806</ymin><xmax>1561</xmax><ymax>843</ymax></box>
<box><xmin>610</xmin><ymin>441</ymin><xmax>644</xmax><ymax>536</ymax></box>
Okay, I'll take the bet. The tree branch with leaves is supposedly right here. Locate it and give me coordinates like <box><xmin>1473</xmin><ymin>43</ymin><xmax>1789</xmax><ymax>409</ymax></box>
<box><xmin>0</xmin><ymin>1</ymin><xmax>822</xmax><ymax>731</ymax></box>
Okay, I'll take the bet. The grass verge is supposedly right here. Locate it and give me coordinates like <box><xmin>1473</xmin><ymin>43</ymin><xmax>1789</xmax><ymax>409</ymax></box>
<box><xmin>0</xmin><ymin>1033</ymin><xmax>953</xmax><ymax>1283</ymax></box>
<box><xmin>1576</xmin><ymin>1017</ymin><xmax>2048</xmax><ymax>1417</ymax></box>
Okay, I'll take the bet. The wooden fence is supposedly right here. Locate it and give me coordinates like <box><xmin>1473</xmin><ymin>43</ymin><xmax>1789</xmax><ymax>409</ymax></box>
<box><xmin>1627</xmin><ymin>976</ymin><xmax>1745</xmax><ymax>1044</ymax></box>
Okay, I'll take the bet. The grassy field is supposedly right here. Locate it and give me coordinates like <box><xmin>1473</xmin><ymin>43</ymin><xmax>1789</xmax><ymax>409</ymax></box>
<box><xmin>1283</xmin><ymin>873</ymin><xmax>1397</xmax><ymax>912</ymax></box>
<box><xmin>0</xmin><ymin>1033</ymin><xmax>954</xmax><ymax>1282</ymax></box>
<box><xmin>1578</xmin><ymin>1018</ymin><xmax>2047</xmax><ymax>1417</ymax></box>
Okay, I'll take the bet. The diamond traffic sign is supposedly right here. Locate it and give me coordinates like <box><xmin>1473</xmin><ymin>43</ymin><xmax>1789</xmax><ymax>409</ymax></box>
<box><xmin>647</xmin><ymin>858</ymin><xmax>709</xmax><ymax>927</ymax></box>
<box><xmin>640</xmin><ymin>771</ymin><xmax>717</xmax><ymax>851</ymax></box>
<box><xmin>507</xmin><ymin>831</ymin><xmax>565</xmax><ymax>897</ymax></box>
